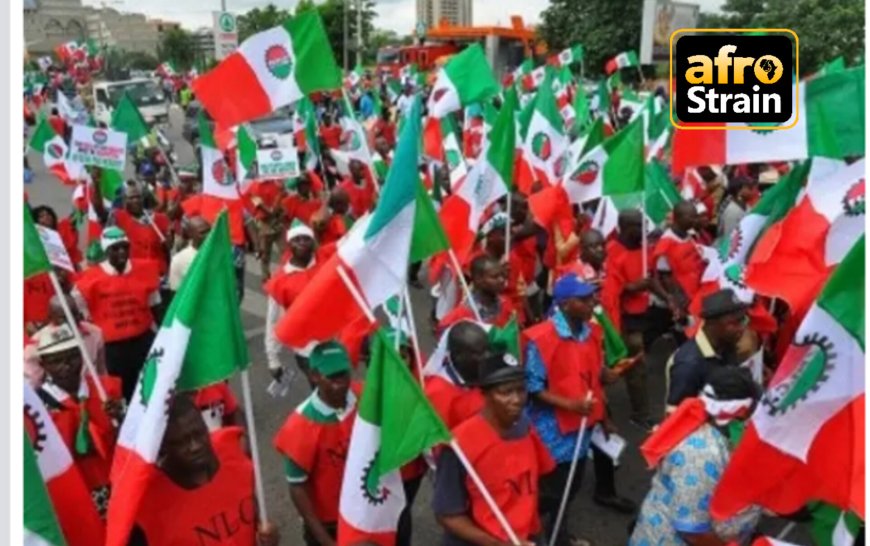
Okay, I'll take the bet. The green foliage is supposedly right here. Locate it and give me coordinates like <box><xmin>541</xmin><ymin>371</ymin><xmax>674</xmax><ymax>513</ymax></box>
<box><xmin>238</xmin><ymin>3</ymin><xmax>292</xmax><ymax>42</ymax></box>
<box><xmin>157</xmin><ymin>28</ymin><xmax>196</xmax><ymax>70</ymax></box>
<box><xmin>699</xmin><ymin>0</ymin><xmax>864</xmax><ymax>73</ymax></box>
<box><xmin>539</xmin><ymin>0</ymin><xmax>643</xmax><ymax>77</ymax></box>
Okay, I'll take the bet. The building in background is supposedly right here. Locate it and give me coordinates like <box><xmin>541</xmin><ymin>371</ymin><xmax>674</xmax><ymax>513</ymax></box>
<box><xmin>24</xmin><ymin>0</ymin><xmax>180</xmax><ymax>55</ymax></box>
<box><xmin>416</xmin><ymin>0</ymin><xmax>472</xmax><ymax>29</ymax></box>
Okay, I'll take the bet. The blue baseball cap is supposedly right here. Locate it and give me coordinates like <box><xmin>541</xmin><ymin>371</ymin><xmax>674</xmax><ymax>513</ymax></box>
<box><xmin>553</xmin><ymin>273</ymin><xmax>597</xmax><ymax>303</ymax></box>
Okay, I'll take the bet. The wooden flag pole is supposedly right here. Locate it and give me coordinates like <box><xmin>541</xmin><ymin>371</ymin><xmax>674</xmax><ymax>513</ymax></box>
<box><xmin>447</xmin><ymin>249</ymin><xmax>483</xmax><ymax>322</ymax></box>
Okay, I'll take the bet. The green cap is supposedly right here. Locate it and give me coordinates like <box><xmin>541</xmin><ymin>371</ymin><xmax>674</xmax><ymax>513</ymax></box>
<box><xmin>310</xmin><ymin>341</ymin><xmax>352</xmax><ymax>376</ymax></box>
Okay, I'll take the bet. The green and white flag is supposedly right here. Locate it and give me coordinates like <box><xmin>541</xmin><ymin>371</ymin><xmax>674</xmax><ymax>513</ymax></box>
<box><xmin>24</xmin><ymin>205</ymin><xmax>52</xmax><ymax>280</ymax></box>
<box><xmin>106</xmin><ymin>212</ymin><xmax>249</xmax><ymax>545</ymax></box>
<box><xmin>337</xmin><ymin>329</ymin><xmax>451</xmax><ymax>543</ymax></box>
<box><xmin>347</xmin><ymin>62</ymin><xmax>364</xmax><ymax>87</ymax></box>
<box><xmin>605</xmin><ymin>50</ymin><xmax>639</xmax><ymax>74</ymax></box>
<box><xmin>28</xmin><ymin>118</ymin><xmax>81</xmax><ymax>185</ymax></box>
<box><xmin>564</xmin><ymin>116</ymin><xmax>644</xmax><ymax>204</ymax></box>
<box><xmin>524</xmin><ymin>70</ymin><xmax>569</xmax><ymax>184</ymax></box>
<box><xmin>110</xmin><ymin>93</ymin><xmax>151</xmax><ymax>146</ymax></box>
<box><xmin>555</xmin><ymin>44</ymin><xmax>584</xmax><ymax>67</ymax></box>
<box><xmin>810</xmin><ymin>503</ymin><xmax>862</xmax><ymax>546</ymax></box>
<box><xmin>198</xmin><ymin>113</ymin><xmax>239</xmax><ymax>200</ymax></box>
<box><xmin>235</xmin><ymin>125</ymin><xmax>258</xmax><ymax>183</ymax></box>
<box><xmin>24</xmin><ymin>431</ymin><xmax>67</xmax><ymax>546</ymax></box>
<box><xmin>440</xmin><ymin>114</ymin><xmax>468</xmax><ymax>188</ymax></box>
<box><xmin>428</xmin><ymin>44</ymin><xmax>499</xmax><ymax>118</ymax></box>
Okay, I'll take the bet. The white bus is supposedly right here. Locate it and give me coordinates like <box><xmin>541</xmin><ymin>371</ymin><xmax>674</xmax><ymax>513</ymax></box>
<box><xmin>93</xmin><ymin>78</ymin><xmax>169</xmax><ymax>127</ymax></box>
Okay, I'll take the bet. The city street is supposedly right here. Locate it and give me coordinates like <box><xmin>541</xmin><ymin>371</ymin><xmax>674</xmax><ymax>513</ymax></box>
<box><xmin>25</xmin><ymin>104</ymin><xmax>811</xmax><ymax>546</ymax></box>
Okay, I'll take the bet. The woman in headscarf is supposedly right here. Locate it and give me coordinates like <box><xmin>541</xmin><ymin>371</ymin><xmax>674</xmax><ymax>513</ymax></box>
<box><xmin>630</xmin><ymin>366</ymin><xmax>762</xmax><ymax>546</ymax></box>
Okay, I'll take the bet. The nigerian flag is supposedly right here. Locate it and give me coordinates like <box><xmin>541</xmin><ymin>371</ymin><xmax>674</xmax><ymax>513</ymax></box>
<box><xmin>24</xmin><ymin>431</ymin><xmax>66</xmax><ymax>546</ymax></box>
<box><xmin>24</xmin><ymin>205</ymin><xmax>51</xmax><ymax>279</ymax></box>
<box><xmin>427</xmin><ymin>44</ymin><xmax>499</xmax><ymax>118</ymax></box>
<box><xmin>338</xmin><ymin>329</ymin><xmax>451</xmax><ymax>544</ymax></box>
<box><xmin>236</xmin><ymin>125</ymin><xmax>258</xmax><ymax>183</ymax></box>
<box><xmin>105</xmin><ymin>212</ymin><xmax>249</xmax><ymax>546</ymax></box>
<box><xmin>564</xmin><ymin>116</ymin><xmax>644</xmax><ymax>204</ymax></box>
<box><xmin>555</xmin><ymin>44</ymin><xmax>584</xmax><ymax>67</ymax></box>
<box><xmin>110</xmin><ymin>93</ymin><xmax>151</xmax><ymax>145</ymax></box>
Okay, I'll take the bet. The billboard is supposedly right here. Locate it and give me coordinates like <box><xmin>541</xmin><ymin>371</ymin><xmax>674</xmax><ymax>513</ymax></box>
<box><xmin>641</xmin><ymin>0</ymin><xmax>700</xmax><ymax>63</ymax></box>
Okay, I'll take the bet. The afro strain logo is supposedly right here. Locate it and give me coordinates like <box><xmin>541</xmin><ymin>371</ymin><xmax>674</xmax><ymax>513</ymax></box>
<box><xmin>265</xmin><ymin>45</ymin><xmax>293</xmax><ymax>80</ymax></box>
<box><xmin>360</xmin><ymin>452</ymin><xmax>392</xmax><ymax>506</ymax></box>
<box><xmin>717</xmin><ymin>226</ymin><xmax>743</xmax><ymax>262</ymax></box>
<box><xmin>762</xmin><ymin>332</ymin><xmax>834</xmax><ymax>417</ymax></box>
<box><xmin>211</xmin><ymin>159</ymin><xmax>233</xmax><ymax>187</ymax></box>
<box><xmin>24</xmin><ymin>403</ymin><xmax>47</xmax><ymax>454</ymax></box>
<box><xmin>842</xmin><ymin>178</ymin><xmax>865</xmax><ymax>217</ymax></box>
<box><xmin>531</xmin><ymin>132</ymin><xmax>552</xmax><ymax>161</ymax></box>
<box><xmin>571</xmin><ymin>159</ymin><xmax>599</xmax><ymax>185</ymax></box>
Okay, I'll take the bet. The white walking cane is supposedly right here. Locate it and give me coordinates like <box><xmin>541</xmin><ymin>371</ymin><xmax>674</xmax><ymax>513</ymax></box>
<box><xmin>547</xmin><ymin>391</ymin><xmax>594</xmax><ymax>546</ymax></box>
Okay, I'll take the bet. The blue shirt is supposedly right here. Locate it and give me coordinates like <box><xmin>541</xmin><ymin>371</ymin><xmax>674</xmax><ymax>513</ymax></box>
<box><xmin>525</xmin><ymin>308</ymin><xmax>592</xmax><ymax>463</ymax></box>
<box><xmin>359</xmin><ymin>93</ymin><xmax>374</xmax><ymax>119</ymax></box>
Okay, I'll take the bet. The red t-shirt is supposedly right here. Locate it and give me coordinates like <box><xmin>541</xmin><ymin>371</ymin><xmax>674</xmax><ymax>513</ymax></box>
<box><xmin>319</xmin><ymin>125</ymin><xmax>342</xmax><ymax>149</ymax></box>
<box><xmin>112</xmin><ymin>209</ymin><xmax>170</xmax><ymax>275</ymax></box>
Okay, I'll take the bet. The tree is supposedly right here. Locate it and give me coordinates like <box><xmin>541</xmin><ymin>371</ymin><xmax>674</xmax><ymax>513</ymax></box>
<box><xmin>699</xmin><ymin>0</ymin><xmax>864</xmax><ymax>73</ymax></box>
<box><xmin>238</xmin><ymin>3</ymin><xmax>291</xmax><ymax>42</ymax></box>
<box><xmin>157</xmin><ymin>28</ymin><xmax>196</xmax><ymax>70</ymax></box>
<box><xmin>539</xmin><ymin>0</ymin><xmax>643</xmax><ymax>77</ymax></box>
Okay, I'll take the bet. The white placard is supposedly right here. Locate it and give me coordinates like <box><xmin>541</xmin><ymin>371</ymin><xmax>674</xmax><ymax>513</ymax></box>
<box><xmin>591</xmin><ymin>425</ymin><xmax>627</xmax><ymax>466</ymax></box>
<box><xmin>213</xmin><ymin>11</ymin><xmax>239</xmax><ymax>61</ymax></box>
<box><xmin>256</xmin><ymin>147</ymin><xmax>300</xmax><ymax>179</ymax></box>
<box><xmin>36</xmin><ymin>226</ymin><xmax>74</xmax><ymax>272</ymax></box>
<box><xmin>69</xmin><ymin>125</ymin><xmax>128</xmax><ymax>171</ymax></box>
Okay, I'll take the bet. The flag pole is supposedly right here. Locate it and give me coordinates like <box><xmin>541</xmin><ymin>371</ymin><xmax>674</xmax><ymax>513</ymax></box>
<box><xmin>336</xmin><ymin>264</ymin><xmax>378</xmax><ymax>323</ymax></box>
<box><xmin>402</xmin><ymin>286</ymin><xmax>426</xmax><ymax>383</ymax></box>
<box><xmin>450</xmin><ymin>439</ymin><xmax>522</xmax><ymax>546</ymax></box>
<box><xmin>240</xmin><ymin>369</ymin><xmax>269</xmax><ymax>523</ymax></box>
<box><xmin>503</xmin><ymin>195</ymin><xmax>512</xmax><ymax>265</ymax></box>
<box><xmin>641</xmin><ymin>202</ymin><xmax>649</xmax><ymax>279</ymax></box>
<box><xmin>394</xmin><ymin>289</ymin><xmax>405</xmax><ymax>350</ymax></box>
<box><xmin>447</xmin><ymin>248</ymin><xmax>483</xmax><ymax>322</ymax></box>
<box><xmin>47</xmin><ymin>271</ymin><xmax>108</xmax><ymax>402</ymax></box>
<box><xmin>547</xmin><ymin>391</ymin><xmax>593</xmax><ymax>546</ymax></box>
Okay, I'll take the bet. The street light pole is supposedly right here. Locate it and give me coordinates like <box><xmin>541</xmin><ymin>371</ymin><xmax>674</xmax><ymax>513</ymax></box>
<box><xmin>356</xmin><ymin>0</ymin><xmax>362</xmax><ymax>65</ymax></box>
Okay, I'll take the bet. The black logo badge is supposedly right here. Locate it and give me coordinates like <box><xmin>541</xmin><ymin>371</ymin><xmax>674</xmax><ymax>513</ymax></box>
<box><xmin>673</xmin><ymin>32</ymin><xmax>796</xmax><ymax>125</ymax></box>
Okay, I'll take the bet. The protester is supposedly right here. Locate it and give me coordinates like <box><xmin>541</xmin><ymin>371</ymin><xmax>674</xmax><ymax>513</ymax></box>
<box><xmin>717</xmin><ymin>176</ymin><xmax>758</xmax><ymax>239</ymax></box>
<box><xmin>168</xmin><ymin>215</ymin><xmax>210</xmax><ymax>292</ymax></box>
<box><xmin>274</xmin><ymin>341</ymin><xmax>359</xmax><ymax>545</ymax></box>
<box><xmin>631</xmin><ymin>367</ymin><xmax>762</xmax><ymax>546</ymax></box>
<box><xmin>128</xmin><ymin>394</ymin><xmax>279</xmax><ymax>545</ymax></box>
<box><xmin>73</xmin><ymin>227</ymin><xmax>160</xmax><ymax>400</ymax></box>
<box><xmin>424</xmin><ymin>321</ymin><xmax>488</xmax><ymax>429</ymax></box>
<box><xmin>666</xmin><ymin>289</ymin><xmax>747</xmax><ymax>413</ymax></box>
<box><xmin>433</xmin><ymin>349</ymin><xmax>554</xmax><ymax>546</ymax></box>
<box><xmin>524</xmin><ymin>273</ymin><xmax>610</xmax><ymax>546</ymax></box>
<box><xmin>439</xmin><ymin>255</ymin><xmax>517</xmax><ymax>332</ymax></box>
<box><xmin>34</xmin><ymin>322</ymin><xmax>123</xmax><ymax>517</ymax></box>
<box><xmin>103</xmin><ymin>181</ymin><xmax>173</xmax><ymax>277</ymax></box>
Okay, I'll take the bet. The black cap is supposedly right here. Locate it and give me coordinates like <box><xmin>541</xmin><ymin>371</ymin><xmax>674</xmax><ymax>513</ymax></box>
<box><xmin>701</xmin><ymin>288</ymin><xmax>749</xmax><ymax>320</ymax></box>
<box><xmin>477</xmin><ymin>351</ymin><xmax>525</xmax><ymax>388</ymax></box>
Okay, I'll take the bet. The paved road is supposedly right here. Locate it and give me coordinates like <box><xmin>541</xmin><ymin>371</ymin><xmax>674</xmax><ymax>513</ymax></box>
<box><xmin>25</xmin><ymin>104</ymin><xmax>812</xmax><ymax>545</ymax></box>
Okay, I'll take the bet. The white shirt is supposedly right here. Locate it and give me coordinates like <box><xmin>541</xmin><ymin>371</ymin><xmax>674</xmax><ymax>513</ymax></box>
<box><xmin>168</xmin><ymin>245</ymin><xmax>198</xmax><ymax>291</ymax></box>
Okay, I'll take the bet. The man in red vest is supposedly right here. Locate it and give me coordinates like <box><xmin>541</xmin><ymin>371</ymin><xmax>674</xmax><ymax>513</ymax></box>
<box><xmin>523</xmin><ymin>273</ymin><xmax>611</xmax><ymax>546</ymax></box>
<box><xmin>264</xmin><ymin>220</ymin><xmax>327</xmax><ymax>387</ymax></box>
<box><xmin>337</xmin><ymin>159</ymin><xmax>377</xmax><ymax>219</ymax></box>
<box><xmin>73</xmin><ymin>227</ymin><xmax>161</xmax><ymax>401</ymax></box>
<box><xmin>129</xmin><ymin>394</ymin><xmax>279</xmax><ymax>545</ymax></box>
<box><xmin>106</xmin><ymin>182</ymin><xmax>172</xmax><ymax>277</ymax></box>
<box><xmin>652</xmin><ymin>201</ymin><xmax>708</xmax><ymax>329</ymax></box>
<box><xmin>439</xmin><ymin>255</ymin><xmax>518</xmax><ymax>333</ymax></box>
<box><xmin>433</xmin><ymin>348</ymin><xmax>555</xmax><ymax>545</ymax></box>
<box><xmin>34</xmin><ymin>322</ymin><xmax>123</xmax><ymax>519</ymax></box>
<box><xmin>424</xmin><ymin>321</ymin><xmax>488</xmax><ymax>430</ymax></box>
<box><xmin>281</xmin><ymin>172</ymin><xmax>324</xmax><ymax>227</ymax></box>
<box><xmin>274</xmin><ymin>341</ymin><xmax>359</xmax><ymax>546</ymax></box>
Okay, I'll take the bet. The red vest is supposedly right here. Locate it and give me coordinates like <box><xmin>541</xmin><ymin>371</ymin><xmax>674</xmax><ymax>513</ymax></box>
<box><xmin>523</xmin><ymin>320</ymin><xmax>606</xmax><ymax>432</ymax></box>
<box><xmin>113</xmin><ymin>209</ymin><xmax>170</xmax><ymax>275</ymax></box>
<box><xmin>281</xmin><ymin>194</ymin><xmax>323</xmax><ymax>226</ymax></box>
<box><xmin>605</xmin><ymin>239</ymin><xmax>650</xmax><ymax>316</ymax></box>
<box><xmin>653</xmin><ymin>232</ymin><xmax>705</xmax><ymax>302</ymax></box>
<box><xmin>24</xmin><ymin>272</ymin><xmax>53</xmax><ymax>324</ymax></box>
<box><xmin>437</xmin><ymin>296</ymin><xmax>516</xmax><ymax>335</ymax></box>
<box><xmin>263</xmin><ymin>264</ymin><xmax>318</xmax><ymax>309</ymax></box>
<box><xmin>75</xmin><ymin>260</ymin><xmax>159</xmax><ymax>342</ymax></box>
<box><xmin>43</xmin><ymin>375</ymin><xmax>121</xmax><ymax>512</ymax></box>
<box><xmin>136</xmin><ymin>427</ymin><xmax>257</xmax><ymax>546</ymax></box>
<box><xmin>182</xmin><ymin>195</ymin><xmax>247</xmax><ymax>246</ymax></box>
<box><xmin>273</xmin><ymin>386</ymin><xmax>361</xmax><ymax>523</ymax></box>
<box><xmin>453</xmin><ymin>414</ymin><xmax>555</xmax><ymax>541</ymax></box>
<box><xmin>424</xmin><ymin>375</ymin><xmax>485</xmax><ymax>430</ymax></box>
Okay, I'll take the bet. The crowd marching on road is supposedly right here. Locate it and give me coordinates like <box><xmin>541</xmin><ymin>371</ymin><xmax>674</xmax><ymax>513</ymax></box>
<box><xmin>21</xmin><ymin>11</ymin><xmax>864</xmax><ymax>546</ymax></box>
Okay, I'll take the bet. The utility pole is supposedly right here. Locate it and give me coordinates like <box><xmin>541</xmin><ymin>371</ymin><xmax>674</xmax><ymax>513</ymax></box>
<box><xmin>342</xmin><ymin>0</ymin><xmax>348</xmax><ymax>70</ymax></box>
<box><xmin>221</xmin><ymin>0</ymin><xmax>226</xmax><ymax>11</ymax></box>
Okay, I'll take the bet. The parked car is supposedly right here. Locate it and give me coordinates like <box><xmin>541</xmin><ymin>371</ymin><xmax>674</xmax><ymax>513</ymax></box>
<box><xmin>182</xmin><ymin>101</ymin><xmax>295</xmax><ymax>161</ymax></box>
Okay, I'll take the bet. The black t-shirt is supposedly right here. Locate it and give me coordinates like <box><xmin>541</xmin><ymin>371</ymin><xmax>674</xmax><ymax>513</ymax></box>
<box><xmin>667</xmin><ymin>333</ymin><xmax>739</xmax><ymax>407</ymax></box>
